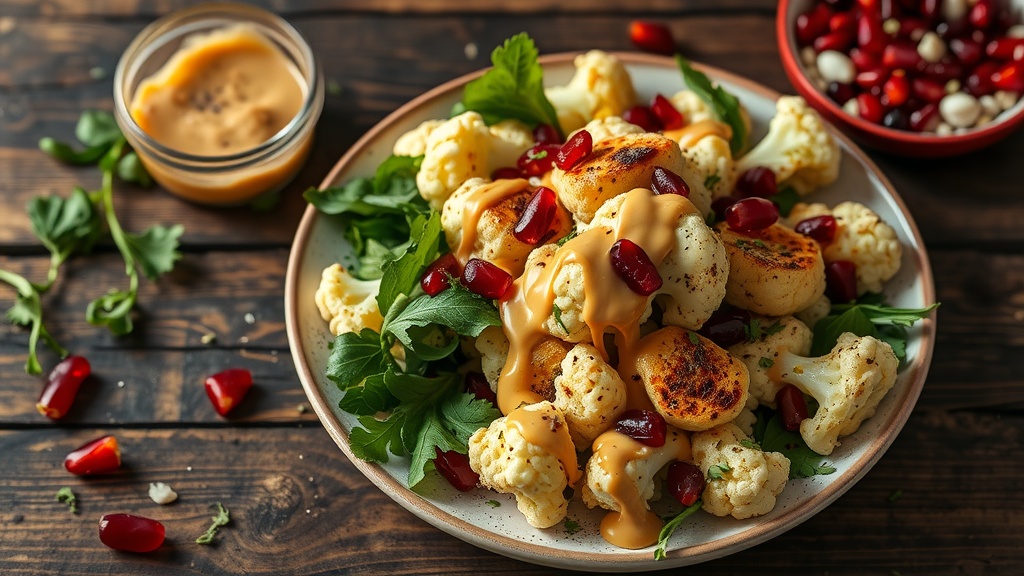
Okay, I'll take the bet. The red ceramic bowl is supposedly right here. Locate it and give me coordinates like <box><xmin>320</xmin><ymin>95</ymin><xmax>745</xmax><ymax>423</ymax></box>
<box><xmin>777</xmin><ymin>0</ymin><xmax>1024</xmax><ymax>157</ymax></box>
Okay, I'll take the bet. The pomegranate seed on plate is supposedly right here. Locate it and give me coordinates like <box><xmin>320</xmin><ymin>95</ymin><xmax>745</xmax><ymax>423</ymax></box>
<box><xmin>827</xmin><ymin>81</ymin><xmax>856</xmax><ymax>105</ymax></box>
<box><xmin>950</xmin><ymin>37</ymin><xmax>984</xmax><ymax>67</ymax></box>
<box><xmin>992</xmin><ymin>61</ymin><xmax>1024</xmax><ymax>92</ymax></box>
<box><xmin>965</xmin><ymin>61</ymin><xmax>999</xmax><ymax>95</ymax></box>
<box><xmin>532</xmin><ymin>123</ymin><xmax>562</xmax><ymax>145</ymax></box>
<box><xmin>910</xmin><ymin>103</ymin><xmax>942</xmax><ymax>131</ymax></box>
<box><xmin>725</xmin><ymin>197</ymin><xmax>779</xmax><ymax>233</ymax></box>
<box><xmin>204</xmin><ymin>368</ymin><xmax>253</xmax><ymax>417</ymax></box>
<box><xmin>923</xmin><ymin>58</ymin><xmax>965</xmax><ymax>82</ymax></box>
<box><xmin>796</xmin><ymin>4</ymin><xmax>833</xmax><ymax>46</ymax></box>
<box><xmin>36</xmin><ymin>355</ymin><xmax>90</xmax><ymax>420</ymax></box>
<box><xmin>491</xmin><ymin>166</ymin><xmax>524</xmax><ymax>180</ymax></box>
<box><xmin>775</xmin><ymin>385</ymin><xmax>810</xmax><ymax>432</ymax></box>
<box><xmin>65</xmin><ymin>435</ymin><xmax>121</xmax><ymax>475</ymax></box>
<box><xmin>667</xmin><ymin>461</ymin><xmax>706</xmax><ymax>506</ymax></box>
<box><xmin>622</xmin><ymin>105</ymin><xmax>663</xmax><ymax>132</ymax></box>
<box><xmin>911</xmin><ymin>77</ymin><xmax>946</xmax><ymax>102</ymax></box>
<box><xmin>848</xmin><ymin>47</ymin><xmax>879</xmax><ymax>71</ymax></box>
<box><xmin>711</xmin><ymin>196</ymin><xmax>739</xmax><ymax>221</ymax></box>
<box><xmin>98</xmin><ymin>514</ymin><xmax>165</xmax><ymax>553</ymax></box>
<box><xmin>513</xmin><ymin>186</ymin><xmax>559</xmax><ymax>245</ymax></box>
<box><xmin>609</xmin><ymin>239</ymin><xmax>663</xmax><ymax>296</ymax></box>
<box><xmin>555</xmin><ymin>130</ymin><xmax>593</xmax><ymax>170</ymax></box>
<box><xmin>857</xmin><ymin>14</ymin><xmax>887</xmax><ymax>54</ymax></box>
<box><xmin>464</xmin><ymin>371</ymin><xmax>496</xmax><ymax>405</ymax></box>
<box><xmin>629</xmin><ymin>21</ymin><xmax>675</xmax><ymax>55</ymax></box>
<box><xmin>650</xmin><ymin>166</ymin><xmax>690</xmax><ymax>197</ymax></box>
<box><xmin>795</xmin><ymin>215</ymin><xmax>838</xmax><ymax>244</ymax></box>
<box><xmin>421</xmin><ymin>253</ymin><xmax>461</xmax><ymax>296</ymax></box>
<box><xmin>650</xmin><ymin>93</ymin><xmax>684</xmax><ymax>130</ymax></box>
<box><xmin>614</xmin><ymin>409</ymin><xmax>667</xmax><ymax>447</ymax></box>
<box><xmin>697</xmin><ymin>306</ymin><xmax>751</xmax><ymax>348</ymax></box>
<box><xmin>882</xmin><ymin>71</ymin><xmax>911</xmax><ymax>106</ymax></box>
<box><xmin>433</xmin><ymin>447</ymin><xmax>479</xmax><ymax>492</ymax></box>
<box><xmin>735</xmin><ymin>166</ymin><xmax>778</xmax><ymax>198</ymax></box>
<box><xmin>814</xmin><ymin>29</ymin><xmax>855</xmax><ymax>53</ymax></box>
<box><xmin>462</xmin><ymin>258</ymin><xmax>513</xmax><ymax>300</ymax></box>
<box><xmin>856</xmin><ymin>92</ymin><xmax>886</xmax><ymax>123</ymax></box>
<box><xmin>826</xmin><ymin>260</ymin><xmax>859</xmax><ymax>302</ymax></box>
<box><xmin>516</xmin><ymin>143</ymin><xmax>560</xmax><ymax>177</ymax></box>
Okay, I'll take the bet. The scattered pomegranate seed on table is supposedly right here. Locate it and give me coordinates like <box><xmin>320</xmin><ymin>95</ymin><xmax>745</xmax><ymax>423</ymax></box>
<box><xmin>36</xmin><ymin>355</ymin><xmax>90</xmax><ymax>419</ymax></box>
<box><xmin>433</xmin><ymin>447</ymin><xmax>479</xmax><ymax>492</ymax></box>
<box><xmin>98</xmin><ymin>514</ymin><xmax>165</xmax><ymax>553</ymax></box>
<box><xmin>64</xmin><ymin>435</ymin><xmax>121</xmax><ymax>475</ymax></box>
<box><xmin>614</xmin><ymin>409</ymin><xmax>668</xmax><ymax>447</ymax></box>
<box><xmin>513</xmin><ymin>186</ymin><xmax>559</xmax><ymax>245</ymax></box>
<box><xmin>609</xmin><ymin>239</ymin><xmax>664</xmax><ymax>296</ymax></box>
<box><xmin>204</xmin><ymin>368</ymin><xmax>253</xmax><ymax>417</ymax></box>
<box><xmin>421</xmin><ymin>253</ymin><xmax>461</xmax><ymax>296</ymax></box>
<box><xmin>667</xmin><ymin>461</ymin><xmax>706</xmax><ymax>506</ymax></box>
<box><xmin>629</xmin><ymin>21</ymin><xmax>675</xmax><ymax>55</ymax></box>
<box><xmin>461</xmin><ymin>258</ymin><xmax>513</xmax><ymax>300</ymax></box>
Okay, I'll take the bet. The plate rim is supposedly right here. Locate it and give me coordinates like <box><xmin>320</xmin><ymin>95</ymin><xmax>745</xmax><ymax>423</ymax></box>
<box><xmin>284</xmin><ymin>52</ymin><xmax>937</xmax><ymax>570</ymax></box>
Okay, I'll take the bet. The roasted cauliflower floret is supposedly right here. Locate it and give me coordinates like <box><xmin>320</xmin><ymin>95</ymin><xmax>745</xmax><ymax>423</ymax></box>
<box><xmin>416</xmin><ymin>112</ymin><xmax>533</xmax><ymax>210</ymax></box>
<box><xmin>468</xmin><ymin>401</ymin><xmax>580</xmax><ymax>528</ymax></box>
<box><xmin>314</xmin><ymin>264</ymin><xmax>383</xmax><ymax>335</ymax></box>
<box><xmin>728</xmin><ymin>315</ymin><xmax>812</xmax><ymax>407</ymax></box>
<box><xmin>692</xmin><ymin>423</ymin><xmax>790</xmax><ymax>519</ymax></box>
<box><xmin>392</xmin><ymin>119</ymin><xmax>445</xmax><ymax>157</ymax></box>
<box><xmin>553</xmin><ymin>344</ymin><xmax>628</xmax><ymax>448</ymax></box>
<box><xmin>736</xmin><ymin>96</ymin><xmax>839</xmax><ymax>195</ymax></box>
<box><xmin>676</xmin><ymin>134</ymin><xmax>735</xmax><ymax>210</ymax></box>
<box><xmin>582</xmin><ymin>427</ymin><xmax>692</xmax><ymax>514</ymax></box>
<box><xmin>475</xmin><ymin>326</ymin><xmax>509</xmax><ymax>391</ymax></box>
<box><xmin>787</xmin><ymin>201</ymin><xmax>903</xmax><ymax>295</ymax></box>
<box><xmin>771</xmin><ymin>332</ymin><xmax>899</xmax><ymax>455</ymax></box>
<box><xmin>574</xmin><ymin>116</ymin><xmax>644</xmax><ymax>143</ymax></box>
<box><xmin>795</xmin><ymin>294</ymin><xmax>832</xmax><ymax>329</ymax></box>
<box><xmin>544</xmin><ymin>50</ymin><xmax>638</xmax><ymax>134</ymax></box>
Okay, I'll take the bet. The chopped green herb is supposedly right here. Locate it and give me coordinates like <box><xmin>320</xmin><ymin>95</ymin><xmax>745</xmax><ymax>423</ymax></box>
<box><xmin>654</xmin><ymin>500</ymin><xmax>702</xmax><ymax>560</ymax></box>
<box><xmin>552</xmin><ymin>303</ymin><xmax>569</xmax><ymax>335</ymax></box>
<box><xmin>739</xmin><ymin>438</ymin><xmax>762</xmax><ymax>450</ymax></box>
<box><xmin>744</xmin><ymin>319</ymin><xmax>784</xmax><ymax>343</ymax></box>
<box><xmin>707</xmin><ymin>464</ymin><xmax>731</xmax><ymax>480</ymax></box>
<box><xmin>55</xmin><ymin>487</ymin><xmax>79</xmax><ymax>514</ymax></box>
<box><xmin>703</xmin><ymin>172</ymin><xmax>721</xmax><ymax>190</ymax></box>
<box><xmin>557</xmin><ymin>229</ymin><xmax>578</xmax><ymax>246</ymax></box>
<box><xmin>771</xmin><ymin>186</ymin><xmax>801</xmax><ymax>217</ymax></box>
<box><xmin>752</xmin><ymin>239</ymin><xmax>767</xmax><ymax>249</ymax></box>
<box><xmin>688</xmin><ymin>331</ymin><xmax>700</xmax><ymax>346</ymax></box>
<box><xmin>758</xmin><ymin>356</ymin><xmax>774</xmax><ymax>369</ymax></box>
<box><xmin>195</xmin><ymin>503</ymin><xmax>230</xmax><ymax>545</ymax></box>
<box><xmin>563</xmin><ymin>517</ymin><xmax>581</xmax><ymax>535</ymax></box>
<box><xmin>486</xmin><ymin>499</ymin><xmax>501</xmax><ymax>508</ymax></box>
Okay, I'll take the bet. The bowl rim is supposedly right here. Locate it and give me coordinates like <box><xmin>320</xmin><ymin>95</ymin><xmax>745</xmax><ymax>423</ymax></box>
<box><xmin>284</xmin><ymin>51</ymin><xmax>937</xmax><ymax>570</ymax></box>
<box><xmin>777</xmin><ymin>0</ymin><xmax>1024</xmax><ymax>147</ymax></box>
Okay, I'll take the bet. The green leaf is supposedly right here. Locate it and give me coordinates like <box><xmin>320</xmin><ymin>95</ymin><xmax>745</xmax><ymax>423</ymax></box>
<box><xmin>376</xmin><ymin>212</ymin><xmax>444</xmax><ymax>315</ymax></box>
<box><xmin>408</xmin><ymin>407</ymin><xmax>463</xmax><ymax>488</ymax></box>
<box><xmin>123</xmin><ymin>224</ymin><xmax>184</xmax><ymax>281</ymax></box>
<box><xmin>675</xmin><ymin>56</ymin><xmax>747</xmax><ymax>155</ymax></box>
<box><xmin>27</xmin><ymin>187</ymin><xmax>102</xmax><ymax>267</ymax></box>
<box><xmin>830</xmin><ymin>301</ymin><xmax>940</xmax><ymax>327</ymax></box>
<box><xmin>382</xmin><ymin>284</ymin><xmax>501</xmax><ymax>354</ymax></box>
<box><xmin>440</xmin><ymin>392</ymin><xmax>502</xmax><ymax>444</ymax></box>
<box><xmin>326</xmin><ymin>328</ymin><xmax>387</xmax><ymax>390</ymax></box>
<box><xmin>349</xmin><ymin>412</ymin><xmax>408</xmax><ymax>463</ymax></box>
<box><xmin>75</xmin><ymin>110</ymin><xmax>122</xmax><ymax>148</ymax></box>
<box><xmin>772</xmin><ymin>186</ymin><xmax>801</xmax><ymax>217</ymax></box>
<box><xmin>703</xmin><ymin>173</ymin><xmax>721</xmax><ymax>191</ymax></box>
<box><xmin>758</xmin><ymin>356</ymin><xmax>774</xmax><ymax>369</ymax></box>
<box><xmin>810</xmin><ymin>306</ymin><xmax>878</xmax><ymax>357</ymax></box>
<box><xmin>756</xmin><ymin>408</ymin><xmax>837</xmax><ymax>479</ymax></box>
<box><xmin>116</xmin><ymin>152</ymin><xmax>153</xmax><ymax>187</ymax></box>
<box><xmin>0</xmin><ymin>269</ymin><xmax>67</xmax><ymax>374</ymax></box>
<box><xmin>55</xmin><ymin>487</ymin><xmax>79</xmax><ymax>514</ymax></box>
<box><xmin>744</xmin><ymin>318</ymin><xmax>784</xmax><ymax>343</ymax></box>
<box><xmin>460</xmin><ymin>33</ymin><xmax>563</xmax><ymax>136</ymax></box>
<box><xmin>654</xmin><ymin>500</ymin><xmax>703</xmax><ymax>560</ymax></box>
<box><xmin>38</xmin><ymin>138</ymin><xmax>111</xmax><ymax>165</ymax></box>
<box><xmin>373</xmin><ymin>155</ymin><xmax>424</xmax><ymax>198</ymax></box>
<box><xmin>707</xmin><ymin>463</ymin><xmax>731</xmax><ymax>480</ymax></box>
<box><xmin>86</xmin><ymin>289</ymin><xmax>135</xmax><ymax>336</ymax></box>
<box><xmin>338</xmin><ymin>373</ymin><xmax>397</xmax><ymax>416</ymax></box>
<box><xmin>195</xmin><ymin>503</ymin><xmax>230</xmax><ymax>545</ymax></box>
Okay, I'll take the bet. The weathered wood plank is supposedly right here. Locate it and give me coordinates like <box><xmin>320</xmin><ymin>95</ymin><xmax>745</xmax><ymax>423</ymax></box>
<box><xmin>0</xmin><ymin>410</ymin><xmax>1021</xmax><ymax>574</ymax></box>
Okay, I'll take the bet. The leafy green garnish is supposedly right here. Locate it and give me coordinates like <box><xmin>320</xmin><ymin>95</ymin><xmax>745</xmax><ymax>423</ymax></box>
<box><xmin>758</xmin><ymin>356</ymin><xmax>774</xmax><ymax>369</ymax></box>
<box><xmin>811</xmin><ymin>296</ymin><xmax>939</xmax><ymax>361</ymax></box>
<box><xmin>753</xmin><ymin>406</ymin><xmax>837</xmax><ymax>478</ymax></box>
<box><xmin>460</xmin><ymin>33</ymin><xmax>563</xmax><ymax>137</ymax></box>
<box><xmin>195</xmin><ymin>503</ymin><xmax>230</xmax><ymax>545</ymax></box>
<box><xmin>744</xmin><ymin>318</ymin><xmax>784</xmax><ymax>343</ymax></box>
<box><xmin>703</xmin><ymin>172</ymin><xmax>721</xmax><ymax>191</ymax></box>
<box><xmin>55</xmin><ymin>487</ymin><xmax>79</xmax><ymax>514</ymax></box>
<box><xmin>771</xmin><ymin>186</ymin><xmax>801</xmax><ymax>217</ymax></box>
<box><xmin>552</xmin><ymin>303</ymin><xmax>569</xmax><ymax>335</ymax></box>
<box><xmin>707</xmin><ymin>463</ymin><xmax>731</xmax><ymax>480</ymax></box>
<box><xmin>563</xmin><ymin>517</ymin><xmax>582</xmax><ymax>535</ymax></box>
<box><xmin>675</xmin><ymin>56</ymin><xmax>747</xmax><ymax>155</ymax></box>
<box><xmin>487</xmin><ymin>499</ymin><xmax>501</xmax><ymax>508</ymax></box>
<box><xmin>654</xmin><ymin>500</ymin><xmax>702</xmax><ymax>560</ymax></box>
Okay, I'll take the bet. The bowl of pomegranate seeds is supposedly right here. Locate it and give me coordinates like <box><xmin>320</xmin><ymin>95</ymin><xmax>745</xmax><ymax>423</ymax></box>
<box><xmin>778</xmin><ymin>0</ymin><xmax>1024</xmax><ymax>156</ymax></box>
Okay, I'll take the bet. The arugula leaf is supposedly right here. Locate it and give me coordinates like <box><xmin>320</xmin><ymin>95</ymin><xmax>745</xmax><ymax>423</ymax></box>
<box><xmin>654</xmin><ymin>500</ymin><xmax>703</xmax><ymax>560</ymax></box>
<box><xmin>811</xmin><ymin>299</ymin><xmax>938</xmax><ymax>360</ymax></box>
<box><xmin>350</xmin><ymin>412</ymin><xmax>408</xmax><ymax>463</ymax></box>
<box><xmin>408</xmin><ymin>406</ymin><xmax>464</xmax><ymax>488</ymax></box>
<box><xmin>675</xmin><ymin>56</ymin><xmax>747</xmax><ymax>155</ymax></box>
<box><xmin>460</xmin><ymin>33</ymin><xmax>563</xmax><ymax>137</ymax></box>
<box><xmin>195</xmin><ymin>502</ymin><xmax>230</xmax><ymax>545</ymax></box>
<box><xmin>382</xmin><ymin>283</ymin><xmax>501</xmax><ymax>357</ymax></box>
<box><xmin>376</xmin><ymin>212</ymin><xmax>444</xmax><ymax>315</ymax></box>
<box><xmin>337</xmin><ymin>373</ymin><xmax>397</xmax><ymax>416</ymax></box>
<box><xmin>755</xmin><ymin>407</ymin><xmax>837</xmax><ymax>478</ymax></box>
<box><xmin>326</xmin><ymin>328</ymin><xmax>387</xmax><ymax>390</ymax></box>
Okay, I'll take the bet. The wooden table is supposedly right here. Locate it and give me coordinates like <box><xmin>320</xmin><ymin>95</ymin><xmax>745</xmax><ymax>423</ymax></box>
<box><xmin>1</xmin><ymin>1</ymin><xmax>1021</xmax><ymax>574</ymax></box>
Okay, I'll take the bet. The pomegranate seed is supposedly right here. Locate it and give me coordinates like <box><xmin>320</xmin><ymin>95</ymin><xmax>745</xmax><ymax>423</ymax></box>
<box><xmin>795</xmin><ymin>215</ymin><xmax>838</xmax><ymax>244</ymax></box>
<box><xmin>36</xmin><ymin>355</ymin><xmax>90</xmax><ymax>419</ymax></box>
<box><xmin>910</xmin><ymin>103</ymin><xmax>942</xmax><ymax>131</ymax></box>
<box><xmin>513</xmin><ymin>186</ymin><xmax>559</xmax><ymax>245</ymax></box>
<box><xmin>98</xmin><ymin>514</ymin><xmax>165</xmax><ymax>553</ymax></box>
<box><xmin>966</xmin><ymin>61</ymin><xmax>1000</xmax><ymax>96</ymax></box>
<box><xmin>897</xmin><ymin>17</ymin><xmax>928</xmax><ymax>39</ymax></box>
<box><xmin>857</xmin><ymin>14</ymin><xmax>887</xmax><ymax>55</ymax></box>
<box><xmin>857</xmin><ymin>92</ymin><xmax>886</xmax><ymax>123</ymax></box>
<box><xmin>697</xmin><ymin>306</ymin><xmax>751</xmax><ymax>348</ymax></box>
<box><xmin>622</xmin><ymin>105</ymin><xmax>663</xmax><ymax>132</ymax></box>
<box><xmin>849</xmin><ymin>47</ymin><xmax>880</xmax><ymax>70</ymax></box>
<box><xmin>711</xmin><ymin>196</ymin><xmax>738</xmax><ymax>221</ymax></box>
<box><xmin>911</xmin><ymin>77</ymin><xmax>946</xmax><ymax>102</ymax></box>
<box><xmin>555</xmin><ymin>130</ymin><xmax>593</xmax><ymax>170</ymax></box>
<box><xmin>936</xmin><ymin>19</ymin><xmax>968</xmax><ymax>40</ymax></box>
<box><xmin>667</xmin><ymin>461</ymin><xmax>706</xmax><ymax>506</ymax></box>
<box><xmin>920</xmin><ymin>0</ymin><xmax>939</xmax><ymax>21</ymax></box>
<box><xmin>650</xmin><ymin>93</ymin><xmax>684</xmax><ymax>130</ymax></box>
<box><xmin>775</xmin><ymin>385</ymin><xmax>809</xmax><ymax>432</ymax></box>
<box><xmin>814</xmin><ymin>29</ymin><xmax>855</xmax><ymax>53</ymax></box>
<box><xmin>986</xmin><ymin>38</ymin><xmax>1024</xmax><ymax>60</ymax></box>
<box><xmin>491</xmin><ymin>166</ymin><xmax>524</xmax><ymax>180</ymax></box>
<box><xmin>992</xmin><ymin>61</ymin><xmax>1024</xmax><ymax>92</ymax></box>
<box><xmin>923</xmin><ymin>58</ymin><xmax>965</xmax><ymax>82</ymax></box>
<box><xmin>826</xmin><ymin>260</ymin><xmax>859</xmax><ymax>302</ymax></box>
<box><xmin>421</xmin><ymin>253</ymin><xmax>461</xmax><ymax>296</ymax></box>
<box><xmin>827</xmin><ymin>81</ymin><xmax>856</xmax><ymax>105</ymax></box>
<box><xmin>880</xmin><ymin>0</ymin><xmax>900</xmax><ymax>19</ymax></box>
<box><xmin>609</xmin><ymin>239</ymin><xmax>663</xmax><ymax>296</ymax></box>
<box><xmin>882</xmin><ymin>41</ymin><xmax>923</xmax><ymax>69</ymax></box>
<box><xmin>856</xmin><ymin>67</ymin><xmax>889</xmax><ymax>90</ymax></box>
<box><xmin>651</xmin><ymin>166</ymin><xmax>690</xmax><ymax>197</ymax></box>
<box><xmin>725</xmin><ymin>197</ymin><xmax>779</xmax><ymax>233</ymax></box>
<box><xmin>516</xmin><ymin>144</ymin><xmax>560</xmax><ymax>177</ymax></box>
<box><xmin>882</xmin><ymin>71</ymin><xmax>911</xmax><ymax>107</ymax></box>
<box><xmin>629</xmin><ymin>21</ymin><xmax>675</xmax><ymax>55</ymax></box>
<box><xmin>462</xmin><ymin>258</ymin><xmax>513</xmax><ymax>299</ymax></box>
<box><xmin>465</xmin><ymin>371</ymin><xmax>497</xmax><ymax>405</ymax></box>
<box><xmin>950</xmin><ymin>37</ymin><xmax>984</xmax><ymax>67</ymax></box>
<box><xmin>532</xmin><ymin>123</ymin><xmax>562</xmax><ymax>145</ymax></box>
<box><xmin>614</xmin><ymin>409</ymin><xmax>667</xmax><ymax>447</ymax></box>
<box><xmin>830</xmin><ymin>11</ymin><xmax>857</xmax><ymax>35</ymax></box>
<box><xmin>433</xmin><ymin>447</ymin><xmax>479</xmax><ymax>492</ymax></box>
<box><xmin>204</xmin><ymin>368</ymin><xmax>253</xmax><ymax>417</ymax></box>
<box><xmin>735</xmin><ymin>166</ymin><xmax>778</xmax><ymax>198</ymax></box>
<box><xmin>796</xmin><ymin>4</ymin><xmax>833</xmax><ymax>46</ymax></box>
<box><xmin>969</xmin><ymin>0</ymin><xmax>993</xmax><ymax>30</ymax></box>
<box><xmin>64</xmin><ymin>435</ymin><xmax>121</xmax><ymax>475</ymax></box>
<box><xmin>858</xmin><ymin>0</ymin><xmax>880</xmax><ymax>13</ymax></box>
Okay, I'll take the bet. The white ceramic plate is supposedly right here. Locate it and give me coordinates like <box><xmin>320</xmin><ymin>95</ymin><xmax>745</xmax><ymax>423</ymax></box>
<box><xmin>285</xmin><ymin>53</ymin><xmax>937</xmax><ymax>572</ymax></box>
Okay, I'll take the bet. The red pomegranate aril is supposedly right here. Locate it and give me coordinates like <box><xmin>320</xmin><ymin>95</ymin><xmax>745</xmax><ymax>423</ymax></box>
<box><xmin>610</xmin><ymin>239</ymin><xmax>663</xmax><ymax>296</ymax></box>
<box><xmin>491</xmin><ymin>166</ymin><xmax>524</xmax><ymax>180</ymax></box>
<box><xmin>697</xmin><ymin>306</ymin><xmax>751</xmax><ymax>348</ymax></box>
<box><xmin>969</xmin><ymin>0</ymin><xmax>993</xmax><ymax>30</ymax></box>
<box><xmin>98</xmin><ymin>514</ymin><xmax>165</xmax><ymax>553</ymax></box>
<box><xmin>204</xmin><ymin>368</ymin><xmax>253</xmax><ymax>417</ymax></box>
<box><xmin>462</xmin><ymin>258</ymin><xmax>513</xmax><ymax>299</ymax></box>
<box><xmin>795</xmin><ymin>215</ymin><xmax>838</xmax><ymax>244</ymax></box>
<box><xmin>651</xmin><ymin>166</ymin><xmax>690</xmax><ymax>197</ymax></box>
<box><xmin>667</xmin><ymin>461</ymin><xmax>706</xmax><ymax>507</ymax></box>
<box><xmin>465</xmin><ymin>371</ymin><xmax>497</xmax><ymax>405</ymax></box>
<box><xmin>920</xmin><ymin>0</ymin><xmax>940</xmax><ymax>21</ymax></box>
<box><xmin>725</xmin><ymin>197</ymin><xmax>779</xmax><ymax>233</ymax></box>
<box><xmin>434</xmin><ymin>447</ymin><xmax>479</xmax><ymax>491</ymax></box>
<box><xmin>966</xmin><ymin>61</ymin><xmax>1000</xmax><ymax>95</ymax></box>
<box><xmin>897</xmin><ymin>17</ymin><xmax>928</xmax><ymax>39</ymax></box>
<box><xmin>532</xmin><ymin>123</ymin><xmax>562</xmax><ymax>145</ymax></box>
<box><xmin>992</xmin><ymin>61</ymin><xmax>1024</xmax><ymax>92</ymax></box>
<box><xmin>826</xmin><ymin>260</ymin><xmax>859</xmax><ymax>303</ymax></box>
<box><xmin>65</xmin><ymin>435</ymin><xmax>121</xmax><ymax>475</ymax></box>
<box><xmin>882</xmin><ymin>41</ymin><xmax>923</xmax><ymax>69</ymax></box>
<box><xmin>909</xmin><ymin>103</ymin><xmax>942</xmax><ymax>131</ymax></box>
<box><xmin>516</xmin><ymin>143</ymin><xmax>560</xmax><ymax>177</ymax></box>
<box><xmin>857</xmin><ymin>0</ymin><xmax>880</xmax><ymax>14</ymax></box>
<box><xmin>630</xmin><ymin>21</ymin><xmax>675</xmax><ymax>55</ymax></box>
<box><xmin>711</xmin><ymin>196</ymin><xmax>739</xmax><ymax>221</ymax></box>
<box><xmin>814</xmin><ymin>29</ymin><xmax>855</xmax><ymax>53</ymax></box>
<box><xmin>513</xmin><ymin>186</ymin><xmax>559</xmax><ymax>245</ymax></box>
<box><xmin>650</xmin><ymin>93</ymin><xmax>684</xmax><ymax>130</ymax></box>
<box><xmin>911</xmin><ymin>77</ymin><xmax>946</xmax><ymax>102</ymax></box>
<box><xmin>882</xmin><ymin>71</ymin><xmax>911</xmax><ymax>107</ymax></box>
<box><xmin>857</xmin><ymin>14</ymin><xmax>887</xmax><ymax>54</ymax></box>
<box><xmin>775</xmin><ymin>385</ymin><xmax>809</xmax><ymax>432</ymax></box>
<box><xmin>857</xmin><ymin>92</ymin><xmax>886</xmax><ymax>123</ymax></box>
<box><xmin>880</xmin><ymin>0</ymin><xmax>900</xmax><ymax>19</ymax></box>
<box><xmin>830</xmin><ymin>11</ymin><xmax>857</xmax><ymax>35</ymax></box>
<box><xmin>36</xmin><ymin>355</ymin><xmax>90</xmax><ymax>419</ymax></box>
<box><xmin>614</xmin><ymin>409</ymin><xmax>667</xmax><ymax>447</ymax></box>
<box><xmin>797</xmin><ymin>4</ymin><xmax>833</xmax><ymax>46</ymax></box>
<box><xmin>986</xmin><ymin>38</ymin><xmax>1024</xmax><ymax>60</ymax></box>
<box><xmin>555</xmin><ymin>130</ymin><xmax>593</xmax><ymax>171</ymax></box>
<box><xmin>849</xmin><ymin>47</ymin><xmax>880</xmax><ymax>70</ymax></box>
<box><xmin>924</xmin><ymin>58</ymin><xmax>965</xmax><ymax>82</ymax></box>
<box><xmin>421</xmin><ymin>253</ymin><xmax>461</xmax><ymax>296</ymax></box>
<box><xmin>827</xmin><ymin>81</ymin><xmax>856</xmax><ymax>105</ymax></box>
<box><xmin>950</xmin><ymin>37</ymin><xmax>984</xmax><ymax>67</ymax></box>
<box><xmin>622</xmin><ymin>105</ymin><xmax>663</xmax><ymax>132</ymax></box>
<box><xmin>735</xmin><ymin>166</ymin><xmax>778</xmax><ymax>198</ymax></box>
<box><xmin>856</xmin><ymin>67</ymin><xmax>889</xmax><ymax>90</ymax></box>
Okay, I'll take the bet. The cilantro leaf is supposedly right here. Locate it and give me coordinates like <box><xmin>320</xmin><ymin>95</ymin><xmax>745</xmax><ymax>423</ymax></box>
<box><xmin>0</xmin><ymin>269</ymin><xmax>67</xmax><ymax>374</ymax></box>
<box><xmin>675</xmin><ymin>56</ymin><xmax>747</xmax><ymax>154</ymax></box>
<box><xmin>461</xmin><ymin>33</ymin><xmax>563</xmax><ymax>137</ymax></box>
<box><xmin>124</xmin><ymin>224</ymin><xmax>183</xmax><ymax>281</ymax></box>
<box><xmin>75</xmin><ymin>110</ymin><xmax>122</xmax><ymax>148</ymax></box>
<box><xmin>382</xmin><ymin>284</ymin><xmax>501</xmax><ymax>358</ymax></box>
<box><xmin>376</xmin><ymin>212</ymin><xmax>444</xmax><ymax>315</ymax></box>
<box><xmin>755</xmin><ymin>407</ymin><xmax>837</xmax><ymax>478</ymax></box>
<box><xmin>326</xmin><ymin>328</ymin><xmax>387</xmax><ymax>390</ymax></box>
<box><xmin>27</xmin><ymin>188</ymin><xmax>102</xmax><ymax>273</ymax></box>
<box><xmin>654</xmin><ymin>500</ymin><xmax>702</xmax><ymax>560</ymax></box>
<box><xmin>116</xmin><ymin>152</ymin><xmax>153</xmax><ymax>187</ymax></box>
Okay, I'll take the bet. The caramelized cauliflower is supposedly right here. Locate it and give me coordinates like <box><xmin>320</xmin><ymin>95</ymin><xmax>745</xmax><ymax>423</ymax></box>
<box><xmin>392</xmin><ymin>119</ymin><xmax>445</xmax><ymax>157</ymax></box>
<box><xmin>573</xmin><ymin>116</ymin><xmax>644</xmax><ymax>143</ymax></box>
<box><xmin>677</xmin><ymin>134</ymin><xmax>735</xmax><ymax>210</ymax></box>
<box><xmin>582</xmin><ymin>427</ymin><xmax>691</xmax><ymax>513</ymax></box>
<box><xmin>544</xmin><ymin>50</ymin><xmax>638</xmax><ymax>134</ymax></box>
<box><xmin>552</xmin><ymin>343</ymin><xmax>628</xmax><ymax>448</ymax></box>
<box><xmin>314</xmin><ymin>264</ymin><xmax>383</xmax><ymax>335</ymax></box>
<box><xmin>692</xmin><ymin>423</ymin><xmax>790</xmax><ymax>519</ymax></box>
<box><xmin>728</xmin><ymin>315</ymin><xmax>813</xmax><ymax>408</ymax></box>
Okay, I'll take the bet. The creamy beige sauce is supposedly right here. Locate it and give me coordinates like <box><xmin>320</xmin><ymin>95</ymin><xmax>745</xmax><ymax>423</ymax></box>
<box><xmin>664</xmin><ymin>119</ymin><xmax>733</xmax><ymax>149</ymax></box>
<box><xmin>456</xmin><ymin>178</ymin><xmax>531</xmax><ymax>270</ymax></box>
<box><xmin>506</xmin><ymin>404</ymin><xmax>582</xmax><ymax>486</ymax></box>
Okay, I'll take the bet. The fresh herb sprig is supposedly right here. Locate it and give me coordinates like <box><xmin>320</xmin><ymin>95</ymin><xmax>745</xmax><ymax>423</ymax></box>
<box><xmin>195</xmin><ymin>502</ymin><xmax>230</xmax><ymax>545</ymax></box>
<box><xmin>811</xmin><ymin>294</ymin><xmax>939</xmax><ymax>361</ymax></box>
<box><xmin>675</xmin><ymin>56</ymin><xmax>748</xmax><ymax>155</ymax></box>
<box><xmin>654</xmin><ymin>500</ymin><xmax>703</xmax><ymax>560</ymax></box>
<box><xmin>752</xmin><ymin>406</ymin><xmax>837</xmax><ymax>478</ymax></box>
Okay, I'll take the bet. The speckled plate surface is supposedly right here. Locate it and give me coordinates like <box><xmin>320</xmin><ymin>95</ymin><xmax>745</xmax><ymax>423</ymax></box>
<box><xmin>284</xmin><ymin>53</ymin><xmax>937</xmax><ymax>572</ymax></box>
